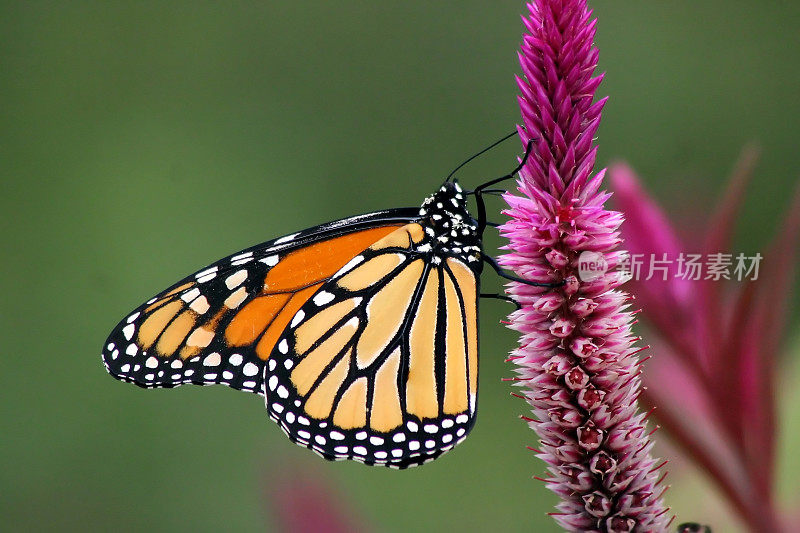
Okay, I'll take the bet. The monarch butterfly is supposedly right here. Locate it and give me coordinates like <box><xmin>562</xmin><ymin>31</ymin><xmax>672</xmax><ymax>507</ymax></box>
<box><xmin>102</xmin><ymin>138</ymin><xmax>556</xmax><ymax>469</ymax></box>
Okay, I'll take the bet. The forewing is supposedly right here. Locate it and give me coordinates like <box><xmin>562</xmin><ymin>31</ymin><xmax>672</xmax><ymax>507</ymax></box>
<box><xmin>101</xmin><ymin>210</ymin><xmax>416</xmax><ymax>395</ymax></box>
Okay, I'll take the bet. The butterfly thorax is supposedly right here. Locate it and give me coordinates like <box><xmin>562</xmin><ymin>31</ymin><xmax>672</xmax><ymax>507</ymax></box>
<box><xmin>416</xmin><ymin>181</ymin><xmax>482</xmax><ymax>268</ymax></box>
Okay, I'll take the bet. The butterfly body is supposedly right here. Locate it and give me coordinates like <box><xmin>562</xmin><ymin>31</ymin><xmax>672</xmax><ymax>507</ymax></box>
<box><xmin>103</xmin><ymin>181</ymin><xmax>485</xmax><ymax>468</ymax></box>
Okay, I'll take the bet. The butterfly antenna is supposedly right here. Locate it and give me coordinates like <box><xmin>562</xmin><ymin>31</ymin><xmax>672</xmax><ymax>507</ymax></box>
<box><xmin>445</xmin><ymin>129</ymin><xmax>519</xmax><ymax>182</ymax></box>
<box><xmin>472</xmin><ymin>138</ymin><xmax>535</xmax><ymax>237</ymax></box>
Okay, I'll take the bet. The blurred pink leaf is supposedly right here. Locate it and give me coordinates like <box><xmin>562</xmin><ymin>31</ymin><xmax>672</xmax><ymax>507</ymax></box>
<box><xmin>608</xmin><ymin>152</ymin><xmax>800</xmax><ymax>532</ymax></box>
<box><xmin>264</xmin><ymin>462</ymin><xmax>370</xmax><ymax>533</ymax></box>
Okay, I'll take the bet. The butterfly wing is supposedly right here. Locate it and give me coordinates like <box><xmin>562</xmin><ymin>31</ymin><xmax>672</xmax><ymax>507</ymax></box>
<box><xmin>101</xmin><ymin>209</ymin><xmax>418</xmax><ymax>395</ymax></box>
<box><xmin>262</xmin><ymin>222</ymin><xmax>481</xmax><ymax>468</ymax></box>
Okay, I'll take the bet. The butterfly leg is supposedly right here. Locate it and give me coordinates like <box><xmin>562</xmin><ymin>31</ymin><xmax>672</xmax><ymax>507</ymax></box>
<box><xmin>480</xmin><ymin>293</ymin><xmax>521</xmax><ymax>310</ymax></box>
<box><xmin>481</xmin><ymin>253</ymin><xmax>564</xmax><ymax>288</ymax></box>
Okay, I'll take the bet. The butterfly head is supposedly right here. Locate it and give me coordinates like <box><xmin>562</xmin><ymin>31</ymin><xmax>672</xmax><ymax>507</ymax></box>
<box><xmin>417</xmin><ymin>180</ymin><xmax>481</xmax><ymax>266</ymax></box>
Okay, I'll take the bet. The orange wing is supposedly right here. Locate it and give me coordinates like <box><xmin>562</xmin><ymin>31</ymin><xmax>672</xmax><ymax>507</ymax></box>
<box><xmin>102</xmin><ymin>214</ymin><xmax>413</xmax><ymax>395</ymax></box>
<box><xmin>103</xmin><ymin>180</ymin><xmax>489</xmax><ymax>470</ymax></box>
<box><xmin>261</xmin><ymin>223</ymin><xmax>480</xmax><ymax>468</ymax></box>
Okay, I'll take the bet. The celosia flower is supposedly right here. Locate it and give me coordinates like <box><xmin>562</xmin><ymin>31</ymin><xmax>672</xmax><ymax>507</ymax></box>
<box><xmin>499</xmin><ymin>1</ymin><xmax>670</xmax><ymax>531</ymax></box>
<box><xmin>608</xmin><ymin>151</ymin><xmax>800</xmax><ymax>533</ymax></box>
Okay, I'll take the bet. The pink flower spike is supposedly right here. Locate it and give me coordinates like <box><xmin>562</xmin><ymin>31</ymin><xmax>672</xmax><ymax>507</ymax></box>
<box><xmin>499</xmin><ymin>1</ymin><xmax>669</xmax><ymax>531</ymax></box>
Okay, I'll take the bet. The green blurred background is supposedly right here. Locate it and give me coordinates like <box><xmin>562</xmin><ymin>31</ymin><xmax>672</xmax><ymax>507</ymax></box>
<box><xmin>2</xmin><ymin>1</ymin><xmax>799</xmax><ymax>531</ymax></box>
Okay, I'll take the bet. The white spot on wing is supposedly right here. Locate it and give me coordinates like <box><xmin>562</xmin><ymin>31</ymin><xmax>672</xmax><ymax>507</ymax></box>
<box><xmin>189</xmin><ymin>295</ymin><xmax>210</xmax><ymax>314</ymax></box>
<box><xmin>242</xmin><ymin>362</ymin><xmax>259</xmax><ymax>376</ymax></box>
<box><xmin>197</xmin><ymin>272</ymin><xmax>216</xmax><ymax>283</ymax></box>
<box><xmin>312</xmin><ymin>291</ymin><xmax>335</xmax><ymax>306</ymax></box>
<box><xmin>122</xmin><ymin>324</ymin><xmax>135</xmax><ymax>341</ymax></box>
<box><xmin>275</xmin><ymin>233</ymin><xmax>299</xmax><ymax>244</ymax></box>
<box><xmin>260</xmin><ymin>254</ymin><xmax>279</xmax><ymax>266</ymax></box>
<box><xmin>203</xmin><ymin>352</ymin><xmax>221</xmax><ymax>367</ymax></box>
<box><xmin>181</xmin><ymin>288</ymin><xmax>201</xmax><ymax>303</ymax></box>
<box><xmin>290</xmin><ymin>310</ymin><xmax>305</xmax><ymax>328</ymax></box>
<box><xmin>225</xmin><ymin>269</ymin><xmax>248</xmax><ymax>289</ymax></box>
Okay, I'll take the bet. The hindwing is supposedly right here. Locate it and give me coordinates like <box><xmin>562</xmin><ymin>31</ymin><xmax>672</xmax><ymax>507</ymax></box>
<box><xmin>262</xmin><ymin>223</ymin><xmax>481</xmax><ymax>468</ymax></box>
